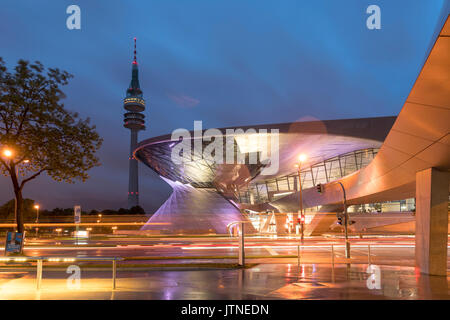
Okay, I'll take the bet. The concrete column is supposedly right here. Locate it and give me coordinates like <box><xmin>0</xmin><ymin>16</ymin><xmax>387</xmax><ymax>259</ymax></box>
<box><xmin>415</xmin><ymin>168</ymin><xmax>449</xmax><ymax>276</ymax></box>
<box><xmin>238</xmin><ymin>222</ymin><xmax>245</xmax><ymax>266</ymax></box>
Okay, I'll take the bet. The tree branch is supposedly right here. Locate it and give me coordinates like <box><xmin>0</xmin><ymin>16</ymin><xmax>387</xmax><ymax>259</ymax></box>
<box><xmin>0</xmin><ymin>110</ymin><xmax>11</xmax><ymax>134</ymax></box>
<box><xmin>15</xmin><ymin>81</ymin><xmax>49</xmax><ymax>138</ymax></box>
<box><xmin>15</xmin><ymin>106</ymin><xmax>30</xmax><ymax>138</ymax></box>
<box><xmin>0</xmin><ymin>157</ymin><xmax>13</xmax><ymax>176</ymax></box>
<box><xmin>13</xmin><ymin>155</ymin><xmax>29</xmax><ymax>166</ymax></box>
<box><xmin>19</xmin><ymin>168</ymin><xmax>49</xmax><ymax>190</ymax></box>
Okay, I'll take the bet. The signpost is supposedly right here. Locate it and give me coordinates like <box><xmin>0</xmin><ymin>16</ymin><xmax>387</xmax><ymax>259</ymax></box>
<box><xmin>4</xmin><ymin>231</ymin><xmax>25</xmax><ymax>256</ymax></box>
<box><xmin>74</xmin><ymin>205</ymin><xmax>81</xmax><ymax>245</ymax></box>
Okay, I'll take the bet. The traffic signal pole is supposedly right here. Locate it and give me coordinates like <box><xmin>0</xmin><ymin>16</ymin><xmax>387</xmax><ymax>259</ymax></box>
<box><xmin>336</xmin><ymin>182</ymin><xmax>350</xmax><ymax>259</ymax></box>
<box><xmin>316</xmin><ymin>181</ymin><xmax>351</xmax><ymax>259</ymax></box>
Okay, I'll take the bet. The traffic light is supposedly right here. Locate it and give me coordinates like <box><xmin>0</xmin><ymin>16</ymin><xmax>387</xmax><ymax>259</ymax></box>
<box><xmin>316</xmin><ymin>183</ymin><xmax>323</xmax><ymax>193</ymax></box>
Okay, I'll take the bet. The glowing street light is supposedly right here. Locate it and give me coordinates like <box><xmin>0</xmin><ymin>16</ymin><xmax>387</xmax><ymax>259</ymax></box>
<box><xmin>2</xmin><ymin>149</ymin><xmax>13</xmax><ymax>158</ymax></box>
<box><xmin>1</xmin><ymin>149</ymin><xmax>29</xmax><ymax>177</ymax></box>
<box><xmin>298</xmin><ymin>154</ymin><xmax>307</xmax><ymax>163</ymax></box>
<box><xmin>34</xmin><ymin>204</ymin><xmax>40</xmax><ymax>237</ymax></box>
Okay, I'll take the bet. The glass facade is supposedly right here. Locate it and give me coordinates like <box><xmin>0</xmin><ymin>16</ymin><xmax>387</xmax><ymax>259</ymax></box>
<box><xmin>348</xmin><ymin>198</ymin><xmax>416</xmax><ymax>213</ymax></box>
<box><xmin>238</xmin><ymin>148</ymin><xmax>379</xmax><ymax>204</ymax></box>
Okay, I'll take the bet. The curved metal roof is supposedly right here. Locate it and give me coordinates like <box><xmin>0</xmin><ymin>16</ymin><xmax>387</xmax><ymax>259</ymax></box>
<box><xmin>134</xmin><ymin>116</ymin><xmax>395</xmax><ymax>199</ymax></box>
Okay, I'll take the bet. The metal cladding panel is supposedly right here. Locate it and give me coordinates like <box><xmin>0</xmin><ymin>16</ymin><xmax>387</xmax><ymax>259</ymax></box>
<box><xmin>141</xmin><ymin>177</ymin><xmax>254</xmax><ymax>234</ymax></box>
<box><xmin>134</xmin><ymin>117</ymin><xmax>395</xmax><ymax>197</ymax></box>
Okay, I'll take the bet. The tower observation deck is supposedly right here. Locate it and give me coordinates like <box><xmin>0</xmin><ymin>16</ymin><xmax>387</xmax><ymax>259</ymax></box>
<box><xmin>123</xmin><ymin>37</ymin><xmax>145</xmax><ymax>208</ymax></box>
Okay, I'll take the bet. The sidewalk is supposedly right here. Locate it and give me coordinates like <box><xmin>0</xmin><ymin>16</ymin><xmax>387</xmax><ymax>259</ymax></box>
<box><xmin>0</xmin><ymin>263</ymin><xmax>448</xmax><ymax>300</ymax></box>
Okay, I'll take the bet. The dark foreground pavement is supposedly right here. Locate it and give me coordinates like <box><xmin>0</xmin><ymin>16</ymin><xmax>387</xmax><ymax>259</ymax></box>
<box><xmin>0</xmin><ymin>263</ymin><xmax>448</xmax><ymax>300</ymax></box>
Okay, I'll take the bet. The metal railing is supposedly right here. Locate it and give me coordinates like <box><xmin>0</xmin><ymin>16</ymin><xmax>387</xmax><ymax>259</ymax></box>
<box><xmin>296</xmin><ymin>244</ymin><xmax>373</xmax><ymax>268</ymax></box>
<box><xmin>0</xmin><ymin>256</ymin><xmax>123</xmax><ymax>290</ymax></box>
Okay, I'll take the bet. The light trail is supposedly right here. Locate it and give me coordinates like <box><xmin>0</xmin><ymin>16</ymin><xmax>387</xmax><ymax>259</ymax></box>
<box><xmin>1</xmin><ymin>239</ymin><xmax>448</xmax><ymax>252</ymax></box>
<box><xmin>0</xmin><ymin>222</ymin><xmax>168</xmax><ymax>227</ymax></box>
<box><xmin>180</xmin><ymin>244</ymin><xmax>420</xmax><ymax>250</ymax></box>
<box><xmin>0</xmin><ymin>243</ymin><xmax>427</xmax><ymax>252</ymax></box>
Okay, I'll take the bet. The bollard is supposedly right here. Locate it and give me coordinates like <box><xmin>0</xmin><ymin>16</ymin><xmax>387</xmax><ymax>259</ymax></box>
<box><xmin>368</xmin><ymin>244</ymin><xmax>371</xmax><ymax>265</ymax></box>
<box><xmin>36</xmin><ymin>259</ymin><xmax>43</xmax><ymax>290</ymax></box>
<box><xmin>331</xmin><ymin>245</ymin><xmax>335</xmax><ymax>282</ymax></box>
<box><xmin>112</xmin><ymin>260</ymin><xmax>117</xmax><ymax>289</ymax></box>
<box><xmin>331</xmin><ymin>244</ymin><xmax>335</xmax><ymax>266</ymax></box>
<box><xmin>297</xmin><ymin>244</ymin><xmax>300</xmax><ymax>267</ymax></box>
<box><xmin>238</xmin><ymin>222</ymin><xmax>245</xmax><ymax>266</ymax></box>
<box><xmin>345</xmin><ymin>240</ymin><xmax>351</xmax><ymax>259</ymax></box>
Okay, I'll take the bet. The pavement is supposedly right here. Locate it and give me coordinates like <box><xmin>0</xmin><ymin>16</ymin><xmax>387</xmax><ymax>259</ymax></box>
<box><xmin>0</xmin><ymin>263</ymin><xmax>448</xmax><ymax>300</ymax></box>
<box><xmin>0</xmin><ymin>235</ymin><xmax>448</xmax><ymax>299</ymax></box>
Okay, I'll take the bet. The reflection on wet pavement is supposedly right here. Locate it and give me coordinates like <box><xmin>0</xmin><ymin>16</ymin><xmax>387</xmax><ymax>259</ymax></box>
<box><xmin>0</xmin><ymin>263</ymin><xmax>448</xmax><ymax>300</ymax></box>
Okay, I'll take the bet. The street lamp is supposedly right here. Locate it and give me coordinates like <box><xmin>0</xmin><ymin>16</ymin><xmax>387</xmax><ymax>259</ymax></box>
<box><xmin>1</xmin><ymin>148</ymin><xmax>21</xmax><ymax>233</ymax></box>
<box><xmin>34</xmin><ymin>204</ymin><xmax>40</xmax><ymax>237</ymax></box>
<box><xmin>2</xmin><ymin>149</ymin><xmax>13</xmax><ymax>158</ymax></box>
<box><xmin>298</xmin><ymin>154</ymin><xmax>306</xmax><ymax>163</ymax></box>
<box><xmin>34</xmin><ymin>204</ymin><xmax>40</xmax><ymax>217</ymax></box>
<box><xmin>2</xmin><ymin>148</ymin><xmax>29</xmax><ymax>175</ymax></box>
<box><xmin>295</xmin><ymin>154</ymin><xmax>307</xmax><ymax>242</ymax></box>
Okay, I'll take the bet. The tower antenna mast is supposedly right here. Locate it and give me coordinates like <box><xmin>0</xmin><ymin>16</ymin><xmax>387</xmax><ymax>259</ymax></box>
<box><xmin>123</xmin><ymin>37</ymin><xmax>146</xmax><ymax>208</ymax></box>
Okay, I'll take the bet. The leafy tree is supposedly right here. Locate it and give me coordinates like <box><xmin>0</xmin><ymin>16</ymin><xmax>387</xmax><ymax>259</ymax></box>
<box><xmin>129</xmin><ymin>205</ymin><xmax>145</xmax><ymax>215</ymax></box>
<box><xmin>0</xmin><ymin>198</ymin><xmax>37</xmax><ymax>222</ymax></box>
<box><xmin>0</xmin><ymin>58</ymin><xmax>103</xmax><ymax>233</ymax></box>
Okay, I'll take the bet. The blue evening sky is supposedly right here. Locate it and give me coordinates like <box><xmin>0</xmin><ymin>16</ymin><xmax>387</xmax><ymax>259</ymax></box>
<box><xmin>0</xmin><ymin>1</ymin><xmax>448</xmax><ymax>212</ymax></box>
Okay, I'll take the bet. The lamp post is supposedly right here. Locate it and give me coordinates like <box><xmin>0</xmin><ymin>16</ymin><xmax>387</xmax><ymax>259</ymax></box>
<box><xmin>2</xmin><ymin>148</ymin><xmax>18</xmax><ymax>232</ymax></box>
<box><xmin>1</xmin><ymin>147</ymin><xmax>30</xmax><ymax>234</ymax></box>
<box><xmin>2</xmin><ymin>148</ymin><xmax>14</xmax><ymax>177</ymax></box>
<box><xmin>295</xmin><ymin>154</ymin><xmax>307</xmax><ymax>242</ymax></box>
<box><xmin>34</xmin><ymin>204</ymin><xmax>40</xmax><ymax>237</ymax></box>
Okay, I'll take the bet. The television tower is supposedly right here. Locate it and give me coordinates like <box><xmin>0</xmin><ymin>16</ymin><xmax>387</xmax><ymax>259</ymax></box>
<box><xmin>123</xmin><ymin>37</ymin><xmax>145</xmax><ymax>208</ymax></box>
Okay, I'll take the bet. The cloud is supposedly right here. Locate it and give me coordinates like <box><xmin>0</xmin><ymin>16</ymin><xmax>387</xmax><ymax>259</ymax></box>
<box><xmin>0</xmin><ymin>0</ymin><xmax>444</xmax><ymax>212</ymax></box>
<box><xmin>167</xmin><ymin>93</ymin><xmax>200</xmax><ymax>108</ymax></box>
